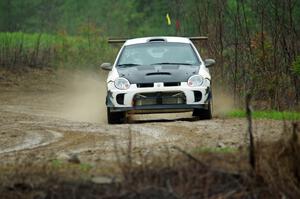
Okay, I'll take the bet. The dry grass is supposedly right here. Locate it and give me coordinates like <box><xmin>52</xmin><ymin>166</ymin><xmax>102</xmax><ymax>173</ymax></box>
<box><xmin>255</xmin><ymin>122</ymin><xmax>300</xmax><ymax>198</ymax></box>
<box><xmin>1</xmin><ymin>122</ymin><xmax>299</xmax><ymax>199</ymax></box>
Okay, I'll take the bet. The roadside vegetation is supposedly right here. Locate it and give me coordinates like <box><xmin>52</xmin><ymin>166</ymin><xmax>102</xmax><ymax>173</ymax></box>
<box><xmin>0</xmin><ymin>122</ymin><xmax>299</xmax><ymax>198</ymax></box>
<box><xmin>1</xmin><ymin>0</ymin><xmax>300</xmax><ymax>110</ymax></box>
<box><xmin>0</xmin><ymin>31</ymin><xmax>117</xmax><ymax>69</ymax></box>
<box><xmin>228</xmin><ymin>110</ymin><xmax>300</xmax><ymax>121</ymax></box>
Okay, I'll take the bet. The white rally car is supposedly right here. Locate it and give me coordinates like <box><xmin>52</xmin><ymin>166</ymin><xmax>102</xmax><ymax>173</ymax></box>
<box><xmin>101</xmin><ymin>36</ymin><xmax>215</xmax><ymax>124</ymax></box>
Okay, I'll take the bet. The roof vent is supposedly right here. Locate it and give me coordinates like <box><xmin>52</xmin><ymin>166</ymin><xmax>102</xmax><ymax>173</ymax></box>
<box><xmin>148</xmin><ymin>38</ymin><xmax>166</xmax><ymax>42</ymax></box>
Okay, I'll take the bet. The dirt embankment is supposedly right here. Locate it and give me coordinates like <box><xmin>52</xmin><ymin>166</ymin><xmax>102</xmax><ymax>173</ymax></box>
<box><xmin>0</xmin><ymin>68</ymin><xmax>285</xmax><ymax>165</ymax></box>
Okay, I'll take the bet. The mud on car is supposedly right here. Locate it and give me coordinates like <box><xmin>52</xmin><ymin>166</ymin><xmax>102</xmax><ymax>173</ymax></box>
<box><xmin>101</xmin><ymin>37</ymin><xmax>215</xmax><ymax>124</ymax></box>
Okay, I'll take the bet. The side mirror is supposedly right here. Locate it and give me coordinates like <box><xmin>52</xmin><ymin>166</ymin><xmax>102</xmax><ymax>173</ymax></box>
<box><xmin>100</xmin><ymin>63</ymin><xmax>112</xmax><ymax>71</ymax></box>
<box><xmin>204</xmin><ymin>59</ymin><xmax>216</xmax><ymax>67</ymax></box>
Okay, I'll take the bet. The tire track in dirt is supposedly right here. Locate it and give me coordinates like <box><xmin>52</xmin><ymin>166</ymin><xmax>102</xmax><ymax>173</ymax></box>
<box><xmin>0</xmin><ymin>105</ymin><xmax>185</xmax><ymax>163</ymax></box>
<box><xmin>0</xmin><ymin>130</ymin><xmax>63</xmax><ymax>154</ymax></box>
<box><xmin>0</xmin><ymin>89</ymin><xmax>285</xmax><ymax>164</ymax></box>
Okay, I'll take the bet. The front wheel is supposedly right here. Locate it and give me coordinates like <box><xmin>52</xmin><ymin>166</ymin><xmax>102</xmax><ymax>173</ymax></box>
<box><xmin>107</xmin><ymin>108</ymin><xmax>126</xmax><ymax>124</ymax></box>
<box><xmin>192</xmin><ymin>102</ymin><xmax>212</xmax><ymax>120</ymax></box>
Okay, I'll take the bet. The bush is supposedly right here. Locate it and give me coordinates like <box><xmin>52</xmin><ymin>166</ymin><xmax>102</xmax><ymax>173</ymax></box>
<box><xmin>0</xmin><ymin>32</ymin><xmax>118</xmax><ymax>69</ymax></box>
<box><xmin>292</xmin><ymin>56</ymin><xmax>300</xmax><ymax>76</ymax></box>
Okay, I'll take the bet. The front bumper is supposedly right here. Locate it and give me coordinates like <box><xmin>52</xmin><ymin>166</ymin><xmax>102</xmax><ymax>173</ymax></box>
<box><xmin>106</xmin><ymin>82</ymin><xmax>211</xmax><ymax>113</ymax></box>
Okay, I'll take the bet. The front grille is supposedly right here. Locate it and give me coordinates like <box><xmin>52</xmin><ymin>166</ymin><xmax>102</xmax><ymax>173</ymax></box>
<box><xmin>133</xmin><ymin>92</ymin><xmax>186</xmax><ymax>106</ymax></box>
<box><xmin>136</xmin><ymin>82</ymin><xmax>180</xmax><ymax>88</ymax></box>
<box><xmin>137</xmin><ymin>83</ymin><xmax>154</xmax><ymax>88</ymax></box>
<box><xmin>164</xmin><ymin>82</ymin><xmax>181</xmax><ymax>87</ymax></box>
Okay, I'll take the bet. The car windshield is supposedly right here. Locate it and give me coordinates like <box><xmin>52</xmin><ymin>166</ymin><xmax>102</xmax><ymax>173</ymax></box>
<box><xmin>117</xmin><ymin>42</ymin><xmax>200</xmax><ymax>67</ymax></box>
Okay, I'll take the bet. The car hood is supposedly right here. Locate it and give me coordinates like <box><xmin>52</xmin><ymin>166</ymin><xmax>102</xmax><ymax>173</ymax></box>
<box><xmin>116</xmin><ymin>65</ymin><xmax>200</xmax><ymax>84</ymax></box>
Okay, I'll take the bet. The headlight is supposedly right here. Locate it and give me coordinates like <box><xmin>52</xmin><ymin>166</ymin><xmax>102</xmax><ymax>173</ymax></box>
<box><xmin>187</xmin><ymin>75</ymin><xmax>204</xmax><ymax>87</ymax></box>
<box><xmin>114</xmin><ymin>77</ymin><xmax>130</xmax><ymax>90</ymax></box>
<box><xmin>203</xmin><ymin>78</ymin><xmax>210</xmax><ymax>87</ymax></box>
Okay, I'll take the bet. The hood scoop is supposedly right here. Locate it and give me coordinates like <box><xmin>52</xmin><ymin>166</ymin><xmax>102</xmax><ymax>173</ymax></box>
<box><xmin>146</xmin><ymin>72</ymin><xmax>171</xmax><ymax>76</ymax></box>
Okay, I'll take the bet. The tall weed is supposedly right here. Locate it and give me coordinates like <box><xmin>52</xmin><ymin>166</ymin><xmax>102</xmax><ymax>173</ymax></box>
<box><xmin>0</xmin><ymin>32</ymin><xmax>117</xmax><ymax>69</ymax></box>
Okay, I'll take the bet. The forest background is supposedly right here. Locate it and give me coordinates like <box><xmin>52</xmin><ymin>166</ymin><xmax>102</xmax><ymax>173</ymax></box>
<box><xmin>0</xmin><ymin>0</ymin><xmax>300</xmax><ymax>110</ymax></box>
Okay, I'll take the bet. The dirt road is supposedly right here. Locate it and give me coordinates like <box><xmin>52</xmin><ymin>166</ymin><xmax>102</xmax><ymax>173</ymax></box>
<box><xmin>0</xmin><ymin>69</ymin><xmax>284</xmax><ymax>165</ymax></box>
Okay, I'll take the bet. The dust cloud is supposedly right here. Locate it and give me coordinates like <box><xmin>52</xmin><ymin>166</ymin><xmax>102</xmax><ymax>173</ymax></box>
<box><xmin>212</xmin><ymin>86</ymin><xmax>235</xmax><ymax>117</ymax></box>
<box><xmin>55</xmin><ymin>71</ymin><xmax>234</xmax><ymax>123</ymax></box>
<box><xmin>59</xmin><ymin>70</ymin><xmax>108</xmax><ymax>123</ymax></box>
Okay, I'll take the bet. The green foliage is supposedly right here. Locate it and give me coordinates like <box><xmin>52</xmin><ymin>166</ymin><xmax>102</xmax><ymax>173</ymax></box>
<box><xmin>228</xmin><ymin>110</ymin><xmax>300</xmax><ymax>121</ymax></box>
<box><xmin>79</xmin><ymin>163</ymin><xmax>93</xmax><ymax>172</ymax></box>
<box><xmin>51</xmin><ymin>159</ymin><xmax>63</xmax><ymax>167</ymax></box>
<box><xmin>50</xmin><ymin>159</ymin><xmax>93</xmax><ymax>172</ymax></box>
<box><xmin>0</xmin><ymin>32</ymin><xmax>118</xmax><ymax>68</ymax></box>
<box><xmin>0</xmin><ymin>0</ymin><xmax>178</xmax><ymax>37</ymax></box>
<box><xmin>0</xmin><ymin>0</ymin><xmax>300</xmax><ymax>108</ymax></box>
<box><xmin>292</xmin><ymin>56</ymin><xmax>300</xmax><ymax>76</ymax></box>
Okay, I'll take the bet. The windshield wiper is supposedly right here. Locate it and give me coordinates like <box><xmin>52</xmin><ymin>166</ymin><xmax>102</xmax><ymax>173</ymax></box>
<box><xmin>117</xmin><ymin>63</ymin><xmax>141</xmax><ymax>67</ymax></box>
<box><xmin>151</xmin><ymin>62</ymin><xmax>193</xmax><ymax>66</ymax></box>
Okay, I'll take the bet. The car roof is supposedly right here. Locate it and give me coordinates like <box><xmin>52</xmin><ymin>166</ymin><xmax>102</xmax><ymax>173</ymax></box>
<box><xmin>124</xmin><ymin>36</ymin><xmax>192</xmax><ymax>46</ymax></box>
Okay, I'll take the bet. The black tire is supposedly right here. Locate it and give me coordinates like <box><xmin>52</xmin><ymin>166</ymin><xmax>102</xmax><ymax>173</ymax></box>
<box><xmin>192</xmin><ymin>102</ymin><xmax>212</xmax><ymax>120</ymax></box>
<box><xmin>107</xmin><ymin>107</ymin><xmax>126</xmax><ymax>124</ymax></box>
